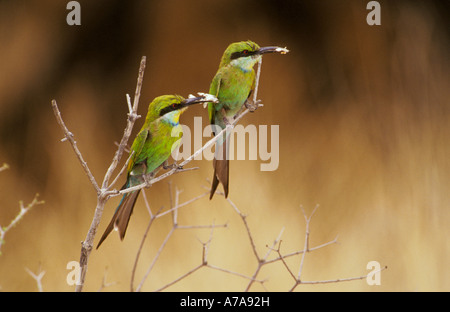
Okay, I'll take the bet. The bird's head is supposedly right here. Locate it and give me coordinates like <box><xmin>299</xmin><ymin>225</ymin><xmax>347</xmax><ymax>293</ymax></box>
<box><xmin>146</xmin><ymin>94</ymin><xmax>217</xmax><ymax>125</ymax></box>
<box><xmin>219</xmin><ymin>40</ymin><xmax>289</xmax><ymax>71</ymax></box>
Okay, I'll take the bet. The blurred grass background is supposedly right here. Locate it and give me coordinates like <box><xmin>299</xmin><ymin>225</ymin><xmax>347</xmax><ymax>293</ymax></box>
<box><xmin>0</xmin><ymin>0</ymin><xmax>449</xmax><ymax>291</ymax></box>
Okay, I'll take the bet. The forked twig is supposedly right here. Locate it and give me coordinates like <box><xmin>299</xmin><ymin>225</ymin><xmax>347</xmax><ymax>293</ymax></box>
<box><xmin>297</xmin><ymin>204</ymin><xmax>319</xmax><ymax>281</ymax></box>
<box><xmin>25</xmin><ymin>265</ymin><xmax>46</xmax><ymax>292</ymax></box>
<box><xmin>0</xmin><ymin>194</ymin><xmax>44</xmax><ymax>255</ymax></box>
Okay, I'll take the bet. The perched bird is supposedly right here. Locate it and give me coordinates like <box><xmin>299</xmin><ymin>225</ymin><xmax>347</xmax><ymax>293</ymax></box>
<box><xmin>97</xmin><ymin>94</ymin><xmax>215</xmax><ymax>248</ymax></box>
<box><xmin>208</xmin><ymin>40</ymin><xmax>289</xmax><ymax>199</ymax></box>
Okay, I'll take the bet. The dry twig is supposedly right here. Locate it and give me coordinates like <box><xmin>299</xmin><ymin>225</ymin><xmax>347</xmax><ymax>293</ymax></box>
<box><xmin>25</xmin><ymin>265</ymin><xmax>46</xmax><ymax>292</ymax></box>
<box><xmin>0</xmin><ymin>194</ymin><xmax>44</xmax><ymax>255</ymax></box>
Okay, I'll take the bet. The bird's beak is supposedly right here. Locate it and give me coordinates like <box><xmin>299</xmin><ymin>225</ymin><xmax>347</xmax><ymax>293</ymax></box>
<box><xmin>257</xmin><ymin>46</ymin><xmax>290</xmax><ymax>55</ymax></box>
<box><xmin>175</xmin><ymin>97</ymin><xmax>203</xmax><ymax>114</ymax></box>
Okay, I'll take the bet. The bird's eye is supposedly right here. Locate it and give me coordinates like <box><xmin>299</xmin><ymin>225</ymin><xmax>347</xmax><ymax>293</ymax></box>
<box><xmin>172</xmin><ymin>104</ymin><xmax>176</xmax><ymax>108</ymax></box>
<box><xmin>243</xmin><ymin>50</ymin><xmax>249</xmax><ymax>55</ymax></box>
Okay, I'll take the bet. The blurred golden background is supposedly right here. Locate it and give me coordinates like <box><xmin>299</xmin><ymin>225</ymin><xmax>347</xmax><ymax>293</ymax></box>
<box><xmin>0</xmin><ymin>0</ymin><xmax>449</xmax><ymax>291</ymax></box>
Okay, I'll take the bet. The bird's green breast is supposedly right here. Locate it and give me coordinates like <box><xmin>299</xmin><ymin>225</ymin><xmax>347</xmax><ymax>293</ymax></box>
<box><xmin>209</xmin><ymin>66</ymin><xmax>255</xmax><ymax>125</ymax></box>
<box><xmin>130</xmin><ymin>120</ymin><xmax>182</xmax><ymax>177</ymax></box>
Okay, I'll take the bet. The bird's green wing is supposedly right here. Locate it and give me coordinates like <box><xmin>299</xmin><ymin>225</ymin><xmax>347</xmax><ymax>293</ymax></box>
<box><xmin>208</xmin><ymin>73</ymin><xmax>222</xmax><ymax>125</ymax></box>
<box><xmin>127</xmin><ymin>128</ymin><xmax>150</xmax><ymax>173</ymax></box>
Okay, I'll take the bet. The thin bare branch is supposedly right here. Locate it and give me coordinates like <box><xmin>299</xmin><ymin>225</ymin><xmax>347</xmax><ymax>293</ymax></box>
<box><xmin>263</xmin><ymin>227</ymin><xmax>285</xmax><ymax>261</ymax></box>
<box><xmin>126</xmin><ymin>94</ymin><xmax>132</xmax><ymax>115</ymax></box>
<box><xmin>136</xmin><ymin>227</ymin><xmax>176</xmax><ymax>292</ymax></box>
<box><xmin>264</xmin><ymin>235</ymin><xmax>339</xmax><ymax>265</ymax></box>
<box><xmin>130</xmin><ymin>205</ymin><xmax>164</xmax><ymax>292</ymax></box>
<box><xmin>206</xmin><ymin>264</ymin><xmax>266</xmax><ymax>284</ymax></box>
<box><xmin>51</xmin><ymin>100</ymin><xmax>100</xmax><ymax>193</ymax></box>
<box><xmin>141</xmin><ymin>188</ymin><xmax>154</xmax><ymax>218</ymax></box>
<box><xmin>244</xmin><ymin>227</ymin><xmax>285</xmax><ymax>292</ymax></box>
<box><xmin>202</xmin><ymin>221</ymin><xmax>215</xmax><ymax>264</ymax></box>
<box><xmin>0</xmin><ymin>194</ymin><xmax>44</xmax><ymax>255</ymax></box>
<box><xmin>289</xmin><ymin>266</ymin><xmax>388</xmax><ymax>291</ymax></box>
<box><xmin>176</xmin><ymin>223</ymin><xmax>227</xmax><ymax>230</ymax></box>
<box><xmin>275</xmin><ymin>241</ymin><xmax>297</xmax><ymax>281</ymax></box>
<box><xmin>298</xmin><ymin>204</ymin><xmax>319</xmax><ymax>281</ymax></box>
<box><xmin>226</xmin><ymin>198</ymin><xmax>260</xmax><ymax>261</ymax></box>
<box><xmin>107</xmin><ymin>150</ymin><xmax>135</xmax><ymax>192</ymax></box>
<box><xmin>97</xmin><ymin>267</ymin><xmax>118</xmax><ymax>292</ymax></box>
<box><xmin>155</xmin><ymin>191</ymin><xmax>209</xmax><ymax>219</ymax></box>
<box><xmin>154</xmin><ymin>264</ymin><xmax>204</xmax><ymax>292</ymax></box>
<box><xmin>25</xmin><ymin>265</ymin><xmax>45</xmax><ymax>292</ymax></box>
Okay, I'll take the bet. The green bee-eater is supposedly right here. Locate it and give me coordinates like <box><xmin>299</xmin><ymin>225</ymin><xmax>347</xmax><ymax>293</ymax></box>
<box><xmin>208</xmin><ymin>40</ymin><xmax>289</xmax><ymax>199</ymax></box>
<box><xmin>97</xmin><ymin>94</ymin><xmax>214</xmax><ymax>248</ymax></box>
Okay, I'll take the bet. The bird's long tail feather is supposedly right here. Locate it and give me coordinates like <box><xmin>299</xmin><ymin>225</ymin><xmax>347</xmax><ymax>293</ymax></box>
<box><xmin>210</xmin><ymin>136</ymin><xmax>229</xmax><ymax>199</ymax></box>
<box><xmin>96</xmin><ymin>188</ymin><xmax>141</xmax><ymax>249</ymax></box>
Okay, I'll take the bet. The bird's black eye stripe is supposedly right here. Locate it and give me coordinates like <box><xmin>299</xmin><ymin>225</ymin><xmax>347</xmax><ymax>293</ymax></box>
<box><xmin>159</xmin><ymin>103</ymin><xmax>182</xmax><ymax>116</ymax></box>
<box><xmin>230</xmin><ymin>51</ymin><xmax>240</xmax><ymax>60</ymax></box>
<box><xmin>230</xmin><ymin>50</ymin><xmax>255</xmax><ymax>60</ymax></box>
